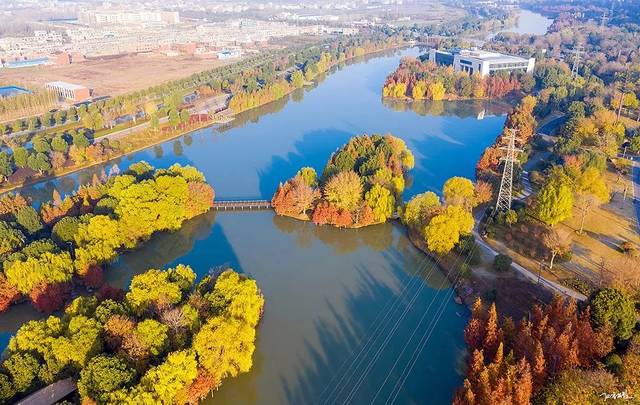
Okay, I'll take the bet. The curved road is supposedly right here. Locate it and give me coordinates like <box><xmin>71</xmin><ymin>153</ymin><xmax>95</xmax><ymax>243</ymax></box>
<box><xmin>633</xmin><ymin>158</ymin><xmax>640</xmax><ymax>233</ymax></box>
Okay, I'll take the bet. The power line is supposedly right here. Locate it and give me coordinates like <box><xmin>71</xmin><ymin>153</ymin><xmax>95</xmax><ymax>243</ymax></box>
<box><xmin>318</xmin><ymin>254</ymin><xmax>434</xmax><ymax>404</ymax></box>
<box><xmin>336</xmin><ymin>255</ymin><xmax>442</xmax><ymax>404</ymax></box>
<box><xmin>371</xmin><ymin>246</ymin><xmax>474</xmax><ymax>404</ymax></box>
<box><xmin>320</xmin><ymin>253</ymin><xmax>440</xmax><ymax>405</ymax></box>
<box><xmin>495</xmin><ymin>128</ymin><xmax>522</xmax><ymax>212</ymax></box>
<box><xmin>384</xmin><ymin>244</ymin><xmax>477</xmax><ymax>404</ymax></box>
<box><xmin>569</xmin><ymin>44</ymin><xmax>584</xmax><ymax>79</ymax></box>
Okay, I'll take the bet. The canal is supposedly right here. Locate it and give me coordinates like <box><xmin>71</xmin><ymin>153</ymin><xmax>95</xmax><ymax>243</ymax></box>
<box><xmin>1</xmin><ymin>48</ymin><xmax>510</xmax><ymax>404</ymax></box>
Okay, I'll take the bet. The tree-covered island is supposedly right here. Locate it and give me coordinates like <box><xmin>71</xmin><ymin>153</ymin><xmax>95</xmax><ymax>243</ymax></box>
<box><xmin>271</xmin><ymin>134</ymin><xmax>414</xmax><ymax>228</ymax></box>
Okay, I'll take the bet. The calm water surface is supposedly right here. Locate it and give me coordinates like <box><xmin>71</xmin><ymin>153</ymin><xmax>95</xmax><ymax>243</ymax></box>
<box><xmin>1</xmin><ymin>48</ymin><xmax>511</xmax><ymax>404</ymax></box>
<box><xmin>502</xmin><ymin>9</ymin><xmax>553</xmax><ymax>36</ymax></box>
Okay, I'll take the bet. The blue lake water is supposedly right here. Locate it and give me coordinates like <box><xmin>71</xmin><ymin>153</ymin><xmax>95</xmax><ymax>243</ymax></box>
<box><xmin>1</xmin><ymin>48</ymin><xmax>510</xmax><ymax>404</ymax></box>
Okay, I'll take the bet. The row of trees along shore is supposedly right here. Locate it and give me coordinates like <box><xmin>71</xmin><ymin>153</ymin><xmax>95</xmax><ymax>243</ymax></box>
<box><xmin>455</xmin><ymin>289</ymin><xmax>638</xmax><ymax>404</ymax></box>
<box><xmin>0</xmin><ymin>162</ymin><xmax>214</xmax><ymax>314</ymax></box>
<box><xmin>0</xmin><ymin>32</ymin><xmax>404</xmax><ymax>189</ymax></box>
<box><xmin>382</xmin><ymin>56</ymin><xmax>533</xmax><ymax>101</ymax></box>
<box><xmin>271</xmin><ymin>134</ymin><xmax>414</xmax><ymax>228</ymax></box>
<box><xmin>1</xmin><ymin>32</ymin><xmax>403</xmax><ymax>135</ymax></box>
<box><xmin>0</xmin><ymin>265</ymin><xmax>264</xmax><ymax>404</ymax></box>
<box><xmin>0</xmin><ymin>88</ymin><xmax>57</xmax><ymax>122</ymax></box>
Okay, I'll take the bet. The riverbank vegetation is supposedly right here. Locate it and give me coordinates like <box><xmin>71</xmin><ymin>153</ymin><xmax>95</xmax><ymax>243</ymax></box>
<box><xmin>0</xmin><ymin>162</ymin><xmax>214</xmax><ymax>313</ymax></box>
<box><xmin>271</xmin><ymin>134</ymin><xmax>414</xmax><ymax>228</ymax></box>
<box><xmin>230</xmin><ymin>38</ymin><xmax>402</xmax><ymax>114</ymax></box>
<box><xmin>402</xmin><ymin>177</ymin><xmax>491</xmax><ymax>255</ymax></box>
<box><xmin>382</xmin><ymin>57</ymin><xmax>532</xmax><ymax>101</ymax></box>
<box><xmin>0</xmin><ymin>265</ymin><xmax>264</xmax><ymax>404</ymax></box>
<box><xmin>0</xmin><ymin>33</ymin><xmax>405</xmax><ymax>193</ymax></box>
<box><xmin>454</xmin><ymin>290</ymin><xmax>639</xmax><ymax>404</ymax></box>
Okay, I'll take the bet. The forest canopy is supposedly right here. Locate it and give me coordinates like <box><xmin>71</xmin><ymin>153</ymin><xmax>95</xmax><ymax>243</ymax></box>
<box><xmin>0</xmin><ymin>162</ymin><xmax>214</xmax><ymax>314</ymax></box>
<box><xmin>0</xmin><ymin>265</ymin><xmax>264</xmax><ymax>404</ymax></box>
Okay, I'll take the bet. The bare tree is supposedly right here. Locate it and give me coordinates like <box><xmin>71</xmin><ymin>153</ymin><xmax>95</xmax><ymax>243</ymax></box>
<box><xmin>161</xmin><ymin>306</ymin><xmax>186</xmax><ymax>332</ymax></box>
<box><xmin>575</xmin><ymin>194</ymin><xmax>600</xmax><ymax>234</ymax></box>
<box><xmin>291</xmin><ymin>177</ymin><xmax>318</xmax><ymax>215</ymax></box>
<box><xmin>543</xmin><ymin>228</ymin><xmax>573</xmax><ymax>270</ymax></box>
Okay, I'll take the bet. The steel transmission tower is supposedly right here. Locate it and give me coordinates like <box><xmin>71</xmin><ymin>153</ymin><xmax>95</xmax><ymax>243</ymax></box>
<box><xmin>495</xmin><ymin>129</ymin><xmax>521</xmax><ymax>212</ymax></box>
<box><xmin>570</xmin><ymin>45</ymin><xmax>584</xmax><ymax>79</ymax></box>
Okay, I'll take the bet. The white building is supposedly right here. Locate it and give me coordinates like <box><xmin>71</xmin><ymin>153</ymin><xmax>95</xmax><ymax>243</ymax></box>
<box><xmin>428</xmin><ymin>48</ymin><xmax>535</xmax><ymax>77</ymax></box>
<box><xmin>79</xmin><ymin>10</ymin><xmax>180</xmax><ymax>26</ymax></box>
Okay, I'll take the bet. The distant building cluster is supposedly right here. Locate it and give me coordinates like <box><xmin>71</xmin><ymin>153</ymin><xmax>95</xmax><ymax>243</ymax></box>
<box><xmin>428</xmin><ymin>48</ymin><xmax>535</xmax><ymax>77</ymax></box>
<box><xmin>0</xmin><ymin>6</ymin><xmax>358</xmax><ymax>67</ymax></box>
<box><xmin>78</xmin><ymin>9</ymin><xmax>180</xmax><ymax>26</ymax></box>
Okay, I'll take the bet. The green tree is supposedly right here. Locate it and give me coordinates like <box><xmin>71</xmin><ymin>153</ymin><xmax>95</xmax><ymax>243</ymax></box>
<box><xmin>125</xmin><ymin>350</ymin><xmax>197</xmax><ymax>403</ymax></box>
<box><xmin>589</xmin><ymin>288</ymin><xmax>636</xmax><ymax>340</ymax></box>
<box><xmin>3</xmin><ymin>352</ymin><xmax>40</xmax><ymax>394</ymax></box>
<box><xmin>179</xmin><ymin>109</ymin><xmax>190</xmax><ymax>125</ymax></box>
<box><xmin>13</xmin><ymin>147</ymin><xmax>29</xmax><ymax>168</ymax></box>
<box><xmin>51</xmin><ymin>216</ymin><xmax>80</xmax><ymax>247</ymax></box>
<box><xmin>150</xmin><ymin>113</ymin><xmax>160</xmax><ymax>132</ymax></box>
<box><xmin>125</xmin><ymin>268</ymin><xmax>186</xmax><ymax>315</ymax></box>
<box><xmin>296</xmin><ymin>167</ymin><xmax>317</xmax><ymax>187</ymax></box>
<box><xmin>51</xmin><ymin>136</ymin><xmax>69</xmax><ymax>153</ymax></box>
<box><xmin>135</xmin><ymin>319</ymin><xmax>169</xmax><ymax>357</ymax></box>
<box><xmin>72</xmin><ymin>132</ymin><xmax>90</xmax><ymax>148</ymax></box>
<box><xmin>428</xmin><ymin>81</ymin><xmax>446</xmax><ymax>101</ymax></box>
<box><xmin>14</xmin><ymin>206</ymin><xmax>43</xmax><ymax>235</ymax></box>
<box><xmin>27</xmin><ymin>153</ymin><xmax>51</xmax><ymax>174</ymax></box>
<box><xmin>425</xmin><ymin>213</ymin><xmax>460</xmax><ymax>254</ymax></box>
<box><xmin>0</xmin><ymin>151</ymin><xmax>14</xmax><ymax>178</ymax></box>
<box><xmin>32</xmin><ymin>137</ymin><xmax>51</xmax><ymax>154</ymax></box>
<box><xmin>78</xmin><ymin>355</ymin><xmax>136</xmax><ymax>403</ymax></box>
<box><xmin>291</xmin><ymin>70</ymin><xmax>305</xmax><ymax>88</ymax></box>
<box><xmin>0</xmin><ymin>221</ymin><xmax>26</xmax><ymax>256</ymax></box>
<box><xmin>168</xmin><ymin>109</ymin><xmax>180</xmax><ymax>129</ymax></box>
<box><xmin>443</xmin><ymin>177</ymin><xmax>476</xmax><ymax>208</ymax></box>
<box><xmin>194</xmin><ymin>316</ymin><xmax>257</xmax><ymax>382</ymax></box>
<box><xmin>531</xmin><ymin>181</ymin><xmax>574</xmax><ymax>226</ymax></box>
<box><xmin>205</xmin><ymin>270</ymin><xmax>264</xmax><ymax>327</ymax></box>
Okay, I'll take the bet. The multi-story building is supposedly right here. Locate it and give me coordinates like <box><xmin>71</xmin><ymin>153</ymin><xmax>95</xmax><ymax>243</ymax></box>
<box><xmin>78</xmin><ymin>10</ymin><xmax>180</xmax><ymax>26</ymax></box>
<box><xmin>428</xmin><ymin>48</ymin><xmax>535</xmax><ymax>77</ymax></box>
<box><xmin>45</xmin><ymin>81</ymin><xmax>91</xmax><ymax>103</ymax></box>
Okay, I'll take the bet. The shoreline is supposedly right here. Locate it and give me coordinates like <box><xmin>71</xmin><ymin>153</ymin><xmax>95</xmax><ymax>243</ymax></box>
<box><xmin>0</xmin><ymin>44</ymin><xmax>408</xmax><ymax>197</ymax></box>
<box><xmin>0</xmin><ymin>118</ymin><xmax>217</xmax><ymax>195</ymax></box>
<box><xmin>405</xmin><ymin>226</ymin><xmax>554</xmax><ymax>319</ymax></box>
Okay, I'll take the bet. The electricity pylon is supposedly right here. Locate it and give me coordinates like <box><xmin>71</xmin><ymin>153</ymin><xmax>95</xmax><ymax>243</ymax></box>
<box><xmin>495</xmin><ymin>128</ymin><xmax>522</xmax><ymax>212</ymax></box>
<box><xmin>569</xmin><ymin>45</ymin><xmax>584</xmax><ymax>79</ymax></box>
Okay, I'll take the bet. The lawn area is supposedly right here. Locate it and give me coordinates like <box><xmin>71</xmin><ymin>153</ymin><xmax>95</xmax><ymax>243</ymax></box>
<box><xmin>485</xmin><ymin>159</ymin><xmax>640</xmax><ymax>299</ymax></box>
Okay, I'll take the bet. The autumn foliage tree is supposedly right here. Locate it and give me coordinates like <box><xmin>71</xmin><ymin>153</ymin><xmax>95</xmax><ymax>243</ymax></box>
<box><xmin>0</xmin><ymin>265</ymin><xmax>264</xmax><ymax>404</ymax></box>
<box><xmin>455</xmin><ymin>296</ymin><xmax>615</xmax><ymax>404</ymax></box>
<box><xmin>383</xmin><ymin>57</ymin><xmax>527</xmax><ymax>101</ymax></box>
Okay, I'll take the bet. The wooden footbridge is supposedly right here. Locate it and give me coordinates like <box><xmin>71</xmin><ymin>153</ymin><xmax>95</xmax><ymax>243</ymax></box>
<box><xmin>212</xmin><ymin>200</ymin><xmax>272</xmax><ymax>211</ymax></box>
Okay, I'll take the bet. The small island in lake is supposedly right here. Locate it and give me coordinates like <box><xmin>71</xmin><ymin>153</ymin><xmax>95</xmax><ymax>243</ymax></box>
<box><xmin>0</xmin><ymin>265</ymin><xmax>264</xmax><ymax>404</ymax></box>
<box><xmin>272</xmin><ymin>134</ymin><xmax>414</xmax><ymax>228</ymax></box>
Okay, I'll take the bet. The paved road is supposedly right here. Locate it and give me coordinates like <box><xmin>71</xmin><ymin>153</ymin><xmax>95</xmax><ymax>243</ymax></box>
<box><xmin>632</xmin><ymin>157</ymin><xmax>640</xmax><ymax>234</ymax></box>
<box><xmin>473</xmin><ymin>211</ymin><xmax>587</xmax><ymax>301</ymax></box>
